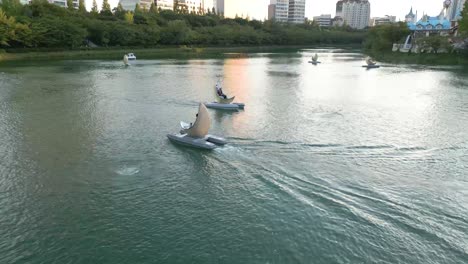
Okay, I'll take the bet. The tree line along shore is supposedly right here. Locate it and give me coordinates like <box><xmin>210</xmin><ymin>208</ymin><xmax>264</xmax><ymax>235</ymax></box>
<box><xmin>0</xmin><ymin>0</ymin><xmax>365</xmax><ymax>50</ymax></box>
<box><xmin>1</xmin><ymin>0</ymin><xmax>467</xmax><ymax>64</ymax></box>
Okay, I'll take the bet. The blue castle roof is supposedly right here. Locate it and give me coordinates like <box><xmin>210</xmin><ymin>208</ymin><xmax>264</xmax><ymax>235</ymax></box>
<box><xmin>407</xmin><ymin>15</ymin><xmax>451</xmax><ymax>31</ymax></box>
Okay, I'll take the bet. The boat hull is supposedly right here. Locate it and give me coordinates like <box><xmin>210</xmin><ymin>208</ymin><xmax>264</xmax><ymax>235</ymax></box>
<box><xmin>205</xmin><ymin>102</ymin><xmax>245</xmax><ymax>111</ymax></box>
<box><xmin>308</xmin><ymin>61</ymin><xmax>321</xmax><ymax>64</ymax></box>
<box><xmin>206</xmin><ymin>135</ymin><xmax>227</xmax><ymax>145</ymax></box>
<box><xmin>167</xmin><ymin>134</ymin><xmax>218</xmax><ymax>150</ymax></box>
<box><xmin>362</xmin><ymin>65</ymin><xmax>380</xmax><ymax>69</ymax></box>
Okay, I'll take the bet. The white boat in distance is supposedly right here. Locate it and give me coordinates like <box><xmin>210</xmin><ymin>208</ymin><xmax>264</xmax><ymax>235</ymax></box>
<box><xmin>167</xmin><ymin>103</ymin><xmax>227</xmax><ymax>150</ymax></box>
<box><xmin>308</xmin><ymin>53</ymin><xmax>321</xmax><ymax>65</ymax></box>
<box><xmin>126</xmin><ymin>53</ymin><xmax>136</xmax><ymax>60</ymax></box>
<box><xmin>363</xmin><ymin>57</ymin><xmax>380</xmax><ymax>69</ymax></box>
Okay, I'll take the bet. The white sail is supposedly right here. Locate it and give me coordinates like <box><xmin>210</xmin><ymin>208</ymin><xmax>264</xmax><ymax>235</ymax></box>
<box><xmin>123</xmin><ymin>55</ymin><xmax>129</xmax><ymax>65</ymax></box>
<box><xmin>366</xmin><ymin>57</ymin><xmax>376</xmax><ymax>66</ymax></box>
<box><xmin>186</xmin><ymin>103</ymin><xmax>211</xmax><ymax>138</ymax></box>
<box><xmin>312</xmin><ymin>53</ymin><xmax>318</xmax><ymax>62</ymax></box>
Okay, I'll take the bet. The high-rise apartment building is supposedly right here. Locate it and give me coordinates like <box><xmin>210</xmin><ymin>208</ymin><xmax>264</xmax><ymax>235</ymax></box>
<box><xmin>288</xmin><ymin>0</ymin><xmax>305</xmax><ymax>23</ymax></box>
<box><xmin>313</xmin><ymin>14</ymin><xmax>332</xmax><ymax>27</ymax></box>
<box><xmin>203</xmin><ymin>0</ymin><xmax>215</xmax><ymax>13</ymax></box>
<box><xmin>268</xmin><ymin>0</ymin><xmax>289</xmax><ymax>22</ymax></box>
<box><xmin>176</xmin><ymin>0</ymin><xmax>205</xmax><ymax>14</ymax></box>
<box><xmin>155</xmin><ymin>0</ymin><xmax>174</xmax><ymax>11</ymax></box>
<box><xmin>214</xmin><ymin>0</ymin><xmax>224</xmax><ymax>15</ymax></box>
<box><xmin>48</xmin><ymin>0</ymin><xmax>78</xmax><ymax>8</ymax></box>
<box><xmin>370</xmin><ymin>15</ymin><xmax>396</xmax><ymax>26</ymax></box>
<box><xmin>336</xmin><ymin>0</ymin><xmax>343</xmax><ymax>17</ymax></box>
<box><xmin>120</xmin><ymin>0</ymin><xmax>152</xmax><ymax>10</ymax></box>
<box><xmin>340</xmin><ymin>0</ymin><xmax>370</xmax><ymax>29</ymax></box>
<box><xmin>268</xmin><ymin>2</ymin><xmax>276</xmax><ymax>20</ymax></box>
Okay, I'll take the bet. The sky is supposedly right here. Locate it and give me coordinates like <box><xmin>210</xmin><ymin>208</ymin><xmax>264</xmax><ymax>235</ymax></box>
<box><xmin>89</xmin><ymin>0</ymin><xmax>445</xmax><ymax>21</ymax></box>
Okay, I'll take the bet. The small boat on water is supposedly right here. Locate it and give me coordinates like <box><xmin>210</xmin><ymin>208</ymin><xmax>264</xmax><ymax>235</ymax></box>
<box><xmin>167</xmin><ymin>103</ymin><xmax>227</xmax><ymax>150</ymax></box>
<box><xmin>205</xmin><ymin>81</ymin><xmax>245</xmax><ymax>111</ymax></box>
<box><xmin>362</xmin><ymin>57</ymin><xmax>380</xmax><ymax>69</ymax></box>
<box><xmin>308</xmin><ymin>53</ymin><xmax>321</xmax><ymax>65</ymax></box>
<box><xmin>126</xmin><ymin>53</ymin><xmax>136</xmax><ymax>60</ymax></box>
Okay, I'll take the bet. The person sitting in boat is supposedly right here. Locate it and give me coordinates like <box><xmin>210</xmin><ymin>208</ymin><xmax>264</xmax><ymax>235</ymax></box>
<box><xmin>216</xmin><ymin>83</ymin><xmax>227</xmax><ymax>99</ymax></box>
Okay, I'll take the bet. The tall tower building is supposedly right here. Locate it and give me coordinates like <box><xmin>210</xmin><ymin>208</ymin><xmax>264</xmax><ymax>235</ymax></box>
<box><xmin>268</xmin><ymin>2</ymin><xmax>276</xmax><ymax>20</ymax></box>
<box><xmin>336</xmin><ymin>0</ymin><xmax>343</xmax><ymax>17</ymax></box>
<box><xmin>288</xmin><ymin>0</ymin><xmax>306</xmax><ymax>23</ymax></box>
<box><xmin>341</xmin><ymin>0</ymin><xmax>370</xmax><ymax>29</ymax></box>
<box><xmin>215</xmin><ymin>0</ymin><xmax>224</xmax><ymax>15</ymax></box>
<box><xmin>268</xmin><ymin>0</ymin><xmax>289</xmax><ymax>22</ymax></box>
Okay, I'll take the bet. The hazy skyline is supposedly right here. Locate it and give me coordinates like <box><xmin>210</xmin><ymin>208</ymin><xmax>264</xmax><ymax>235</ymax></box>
<box><xmin>224</xmin><ymin>0</ymin><xmax>445</xmax><ymax>20</ymax></box>
<box><xmin>90</xmin><ymin>0</ymin><xmax>446</xmax><ymax>21</ymax></box>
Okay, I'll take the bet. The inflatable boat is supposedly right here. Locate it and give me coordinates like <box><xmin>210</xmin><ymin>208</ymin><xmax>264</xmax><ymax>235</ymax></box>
<box><xmin>206</xmin><ymin>82</ymin><xmax>245</xmax><ymax>111</ymax></box>
<box><xmin>167</xmin><ymin>103</ymin><xmax>227</xmax><ymax>150</ymax></box>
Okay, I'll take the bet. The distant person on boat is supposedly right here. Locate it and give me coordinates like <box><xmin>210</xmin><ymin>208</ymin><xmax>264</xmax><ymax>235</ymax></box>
<box><xmin>216</xmin><ymin>82</ymin><xmax>227</xmax><ymax>99</ymax></box>
<box><xmin>190</xmin><ymin>114</ymin><xmax>199</xmax><ymax>127</ymax></box>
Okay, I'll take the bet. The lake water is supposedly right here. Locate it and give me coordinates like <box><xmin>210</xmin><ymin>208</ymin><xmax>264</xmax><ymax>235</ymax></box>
<box><xmin>1</xmin><ymin>49</ymin><xmax>467</xmax><ymax>264</ymax></box>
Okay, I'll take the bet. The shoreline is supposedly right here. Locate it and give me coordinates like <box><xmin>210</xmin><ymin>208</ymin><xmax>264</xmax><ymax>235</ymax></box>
<box><xmin>2</xmin><ymin>46</ymin><xmax>466</xmax><ymax>66</ymax></box>
<box><xmin>0</xmin><ymin>45</ymin><xmax>361</xmax><ymax>62</ymax></box>
<box><xmin>368</xmin><ymin>51</ymin><xmax>468</xmax><ymax>66</ymax></box>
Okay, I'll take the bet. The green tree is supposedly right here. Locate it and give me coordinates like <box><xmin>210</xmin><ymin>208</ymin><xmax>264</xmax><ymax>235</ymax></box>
<box><xmin>0</xmin><ymin>7</ymin><xmax>33</xmax><ymax>47</ymax></box>
<box><xmin>416</xmin><ymin>35</ymin><xmax>449</xmax><ymax>53</ymax></box>
<box><xmin>100</xmin><ymin>0</ymin><xmax>112</xmax><ymax>16</ymax></box>
<box><xmin>160</xmin><ymin>20</ymin><xmax>192</xmax><ymax>44</ymax></box>
<box><xmin>459</xmin><ymin>1</ymin><xmax>468</xmax><ymax>34</ymax></box>
<box><xmin>78</xmin><ymin>0</ymin><xmax>86</xmax><ymax>13</ymax></box>
<box><xmin>364</xmin><ymin>22</ymin><xmax>410</xmax><ymax>53</ymax></box>
<box><xmin>66</xmin><ymin>0</ymin><xmax>74</xmax><ymax>11</ymax></box>
<box><xmin>31</xmin><ymin>17</ymin><xmax>86</xmax><ymax>48</ymax></box>
<box><xmin>0</xmin><ymin>0</ymin><xmax>22</xmax><ymax>16</ymax></box>
<box><xmin>124</xmin><ymin>11</ymin><xmax>134</xmax><ymax>24</ymax></box>
<box><xmin>91</xmin><ymin>0</ymin><xmax>98</xmax><ymax>15</ymax></box>
<box><xmin>113</xmin><ymin>2</ymin><xmax>125</xmax><ymax>19</ymax></box>
<box><xmin>87</xmin><ymin>20</ymin><xmax>110</xmax><ymax>46</ymax></box>
<box><xmin>0</xmin><ymin>8</ymin><xmax>15</xmax><ymax>46</ymax></box>
<box><xmin>149</xmin><ymin>2</ymin><xmax>157</xmax><ymax>14</ymax></box>
<box><xmin>134</xmin><ymin>3</ymin><xmax>141</xmax><ymax>14</ymax></box>
<box><xmin>0</xmin><ymin>2</ymin><xmax>368</xmax><ymax>50</ymax></box>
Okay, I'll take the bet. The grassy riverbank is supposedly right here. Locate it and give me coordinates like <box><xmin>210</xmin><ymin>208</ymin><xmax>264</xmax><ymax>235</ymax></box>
<box><xmin>0</xmin><ymin>45</ymin><xmax>358</xmax><ymax>62</ymax></box>
<box><xmin>370</xmin><ymin>52</ymin><xmax>468</xmax><ymax>66</ymax></box>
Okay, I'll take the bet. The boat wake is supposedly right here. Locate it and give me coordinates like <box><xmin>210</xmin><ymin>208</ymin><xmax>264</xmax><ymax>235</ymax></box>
<box><xmin>115</xmin><ymin>166</ymin><xmax>140</xmax><ymax>176</ymax></box>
